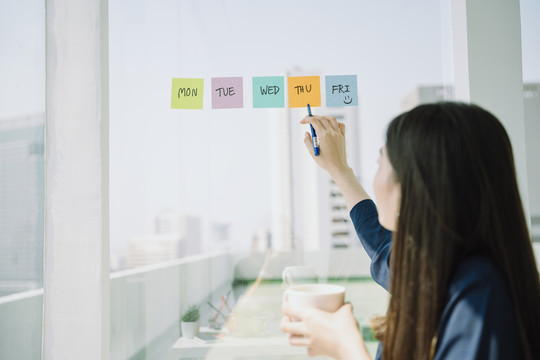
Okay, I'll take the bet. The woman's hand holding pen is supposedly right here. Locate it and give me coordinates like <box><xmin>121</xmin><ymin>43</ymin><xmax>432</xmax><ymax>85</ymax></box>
<box><xmin>301</xmin><ymin>114</ymin><xmax>371</xmax><ymax>210</ymax></box>
<box><xmin>301</xmin><ymin>115</ymin><xmax>350</xmax><ymax>178</ymax></box>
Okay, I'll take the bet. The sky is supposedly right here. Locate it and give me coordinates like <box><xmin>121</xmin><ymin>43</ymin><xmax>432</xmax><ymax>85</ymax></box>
<box><xmin>0</xmin><ymin>0</ymin><xmax>538</xmax><ymax>266</ymax></box>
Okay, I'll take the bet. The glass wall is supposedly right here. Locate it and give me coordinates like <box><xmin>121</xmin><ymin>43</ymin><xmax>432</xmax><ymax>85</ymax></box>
<box><xmin>0</xmin><ymin>0</ymin><xmax>45</xmax><ymax>359</ymax></box>
<box><xmin>109</xmin><ymin>1</ymin><xmax>452</xmax><ymax>358</ymax></box>
<box><xmin>109</xmin><ymin>0</ymin><xmax>452</xmax><ymax>270</ymax></box>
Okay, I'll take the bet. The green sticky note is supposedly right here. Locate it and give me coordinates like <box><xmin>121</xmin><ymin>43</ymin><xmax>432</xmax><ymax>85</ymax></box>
<box><xmin>252</xmin><ymin>76</ymin><xmax>285</xmax><ymax>108</ymax></box>
<box><xmin>171</xmin><ymin>78</ymin><xmax>204</xmax><ymax>109</ymax></box>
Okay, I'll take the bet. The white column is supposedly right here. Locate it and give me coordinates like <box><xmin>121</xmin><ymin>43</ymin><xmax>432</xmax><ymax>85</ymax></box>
<box><xmin>451</xmin><ymin>0</ymin><xmax>530</xmax><ymax>223</ymax></box>
<box><xmin>44</xmin><ymin>0</ymin><xmax>109</xmax><ymax>358</ymax></box>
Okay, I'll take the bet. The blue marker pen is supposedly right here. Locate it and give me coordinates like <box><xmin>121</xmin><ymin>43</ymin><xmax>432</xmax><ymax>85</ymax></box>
<box><xmin>307</xmin><ymin>104</ymin><xmax>320</xmax><ymax>156</ymax></box>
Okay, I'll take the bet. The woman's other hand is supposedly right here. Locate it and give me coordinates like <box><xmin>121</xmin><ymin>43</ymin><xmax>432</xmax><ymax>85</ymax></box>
<box><xmin>281</xmin><ymin>301</ymin><xmax>371</xmax><ymax>359</ymax></box>
<box><xmin>301</xmin><ymin>115</ymin><xmax>349</xmax><ymax>178</ymax></box>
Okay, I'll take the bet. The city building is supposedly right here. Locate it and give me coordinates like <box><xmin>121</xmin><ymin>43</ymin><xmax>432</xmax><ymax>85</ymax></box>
<box><xmin>0</xmin><ymin>114</ymin><xmax>44</xmax><ymax>296</ymax></box>
<box><xmin>211</xmin><ymin>222</ymin><xmax>232</xmax><ymax>252</ymax></box>
<box><xmin>126</xmin><ymin>234</ymin><xmax>183</xmax><ymax>268</ymax></box>
<box><xmin>126</xmin><ymin>211</ymin><xmax>201</xmax><ymax>268</ymax></box>
<box><xmin>250</xmin><ymin>226</ymin><xmax>272</xmax><ymax>253</ymax></box>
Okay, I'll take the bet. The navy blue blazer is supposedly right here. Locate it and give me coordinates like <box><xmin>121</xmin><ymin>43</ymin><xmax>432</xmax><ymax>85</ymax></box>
<box><xmin>350</xmin><ymin>199</ymin><xmax>522</xmax><ymax>359</ymax></box>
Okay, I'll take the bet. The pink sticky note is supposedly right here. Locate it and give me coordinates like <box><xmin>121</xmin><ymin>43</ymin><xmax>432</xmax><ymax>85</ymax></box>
<box><xmin>212</xmin><ymin>77</ymin><xmax>244</xmax><ymax>109</ymax></box>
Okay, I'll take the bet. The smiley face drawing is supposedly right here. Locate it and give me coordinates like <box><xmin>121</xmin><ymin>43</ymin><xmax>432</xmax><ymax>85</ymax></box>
<box><xmin>343</xmin><ymin>95</ymin><xmax>353</xmax><ymax>105</ymax></box>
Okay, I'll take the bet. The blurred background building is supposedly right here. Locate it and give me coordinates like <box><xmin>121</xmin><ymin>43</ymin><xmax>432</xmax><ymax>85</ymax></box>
<box><xmin>0</xmin><ymin>114</ymin><xmax>44</xmax><ymax>296</ymax></box>
<box><xmin>126</xmin><ymin>211</ymin><xmax>201</xmax><ymax>268</ymax></box>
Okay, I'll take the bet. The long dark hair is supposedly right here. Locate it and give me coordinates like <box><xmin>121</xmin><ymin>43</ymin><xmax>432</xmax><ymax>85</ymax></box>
<box><xmin>374</xmin><ymin>102</ymin><xmax>540</xmax><ymax>359</ymax></box>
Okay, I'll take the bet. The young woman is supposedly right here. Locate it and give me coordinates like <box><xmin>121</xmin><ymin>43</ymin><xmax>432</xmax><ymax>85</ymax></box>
<box><xmin>281</xmin><ymin>102</ymin><xmax>540</xmax><ymax>359</ymax></box>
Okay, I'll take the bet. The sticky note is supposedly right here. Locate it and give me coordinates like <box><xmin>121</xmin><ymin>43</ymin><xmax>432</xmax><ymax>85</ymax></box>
<box><xmin>325</xmin><ymin>75</ymin><xmax>358</xmax><ymax>107</ymax></box>
<box><xmin>288</xmin><ymin>76</ymin><xmax>321</xmax><ymax>108</ymax></box>
<box><xmin>252</xmin><ymin>76</ymin><xmax>285</xmax><ymax>108</ymax></box>
<box><xmin>171</xmin><ymin>78</ymin><xmax>204</xmax><ymax>109</ymax></box>
<box><xmin>212</xmin><ymin>77</ymin><xmax>243</xmax><ymax>109</ymax></box>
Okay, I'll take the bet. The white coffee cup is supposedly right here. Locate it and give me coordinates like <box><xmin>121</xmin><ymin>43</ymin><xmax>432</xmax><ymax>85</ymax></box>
<box><xmin>283</xmin><ymin>284</ymin><xmax>345</xmax><ymax>313</ymax></box>
<box><xmin>282</xmin><ymin>266</ymin><xmax>317</xmax><ymax>287</ymax></box>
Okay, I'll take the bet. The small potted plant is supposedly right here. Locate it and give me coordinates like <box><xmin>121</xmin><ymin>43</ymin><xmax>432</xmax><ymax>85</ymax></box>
<box><xmin>181</xmin><ymin>304</ymin><xmax>200</xmax><ymax>339</ymax></box>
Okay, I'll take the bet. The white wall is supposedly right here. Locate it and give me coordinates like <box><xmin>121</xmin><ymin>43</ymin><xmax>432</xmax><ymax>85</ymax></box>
<box><xmin>524</xmin><ymin>84</ymin><xmax>540</xmax><ymax>220</ymax></box>
<box><xmin>452</xmin><ymin>0</ymin><xmax>530</xmax><ymax>222</ymax></box>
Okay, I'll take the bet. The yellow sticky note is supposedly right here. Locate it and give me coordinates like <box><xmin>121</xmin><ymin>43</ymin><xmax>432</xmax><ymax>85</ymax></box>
<box><xmin>288</xmin><ymin>76</ymin><xmax>321</xmax><ymax>108</ymax></box>
<box><xmin>171</xmin><ymin>78</ymin><xmax>204</xmax><ymax>109</ymax></box>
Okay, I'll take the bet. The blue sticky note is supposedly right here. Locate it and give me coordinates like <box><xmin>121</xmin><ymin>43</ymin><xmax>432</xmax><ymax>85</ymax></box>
<box><xmin>325</xmin><ymin>75</ymin><xmax>358</xmax><ymax>107</ymax></box>
<box><xmin>252</xmin><ymin>76</ymin><xmax>285</xmax><ymax>108</ymax></box>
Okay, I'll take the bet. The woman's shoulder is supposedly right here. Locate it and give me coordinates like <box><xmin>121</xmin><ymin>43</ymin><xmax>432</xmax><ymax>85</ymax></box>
<box><xmin>350</xmin><ymin>199</ymin><xmax>377</xmax><ymax>218</ymax></box>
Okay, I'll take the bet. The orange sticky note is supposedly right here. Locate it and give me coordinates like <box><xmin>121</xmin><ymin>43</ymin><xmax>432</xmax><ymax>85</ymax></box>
<box><xmin>288</xmin><ymin>76</ymin><xmax>321</xmax><ymax>108</ymax></box>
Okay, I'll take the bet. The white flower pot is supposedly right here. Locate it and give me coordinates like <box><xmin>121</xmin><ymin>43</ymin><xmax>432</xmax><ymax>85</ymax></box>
<box><xmin>181</xmin><ymin>321</ymin><xmax>199</xmax><ymax>339</ymax></box>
